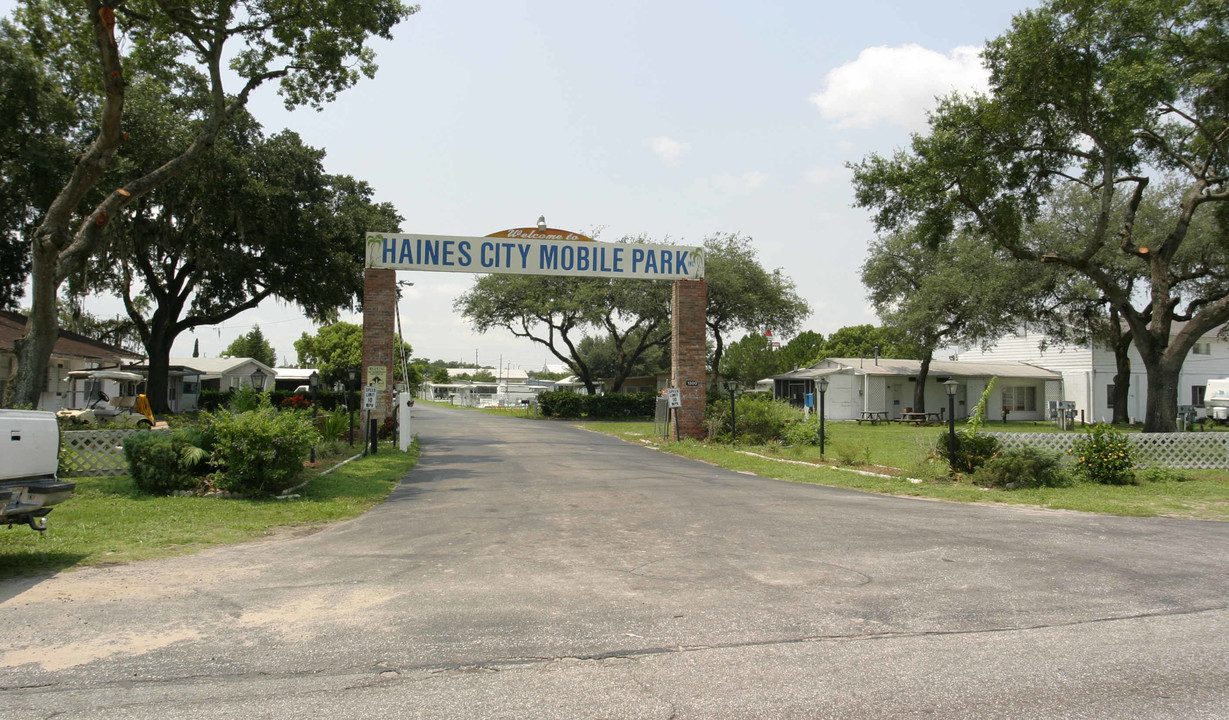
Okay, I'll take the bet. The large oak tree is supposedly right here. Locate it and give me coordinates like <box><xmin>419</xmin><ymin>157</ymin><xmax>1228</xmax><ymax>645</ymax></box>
<box><xmin>851</xmin><ymin>0</ymin><xmax>1228</xmax><ymax>431</ymax></box>
<box><xmin>6</xmin><ymin>0</ymin><xmax>416</xmax><ymax>408</ymax></box>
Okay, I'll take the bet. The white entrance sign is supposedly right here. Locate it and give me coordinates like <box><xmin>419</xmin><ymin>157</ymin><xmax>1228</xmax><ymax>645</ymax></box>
<box><xmin>366</xmin><ymin>232</ymin><xmax>705</xmax><ymax>281</ymax></box>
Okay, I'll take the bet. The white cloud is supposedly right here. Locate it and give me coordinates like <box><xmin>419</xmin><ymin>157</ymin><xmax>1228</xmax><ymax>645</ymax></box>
<box><xmin>803</xmin><ymin>165</ymin><xmax>850</xmax><ymax>186</ymax></box>
<box><xmin>810</xmin><ymin>44</ymin><xmax>989</xmax><ymax>132</ymax></box>
<box><xmin>647</xmin><ymin>136</ymin><xmax>690</xmax><ymax>165</ymax></box>
<box><xmin>712</xmin><ymin>171</ymin><xmax>769</xmax><ymax>194</ymax></box>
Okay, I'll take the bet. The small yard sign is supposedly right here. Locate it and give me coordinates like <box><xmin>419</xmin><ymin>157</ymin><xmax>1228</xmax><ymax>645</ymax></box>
<box><xmin>666</xmin><ymin>388</ymin><xmax>682</xmax><ymax>409</ymax></box>
<box><xmin>363</xmin><ymin>385</ymin><xmax>378</xmax><ymax>410</ymax></box>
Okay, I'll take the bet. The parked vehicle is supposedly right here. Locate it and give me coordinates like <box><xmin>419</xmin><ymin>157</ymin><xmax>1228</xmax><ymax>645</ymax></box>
<box><xmin>1</xmin><ymin>409</ymin><xmax>76</xmax><ymax>531</ymax></box>
<box><xmin>1206</xmin><ymin>378</ymin><xmax>1229</xmax><ymax>423</ymax></box>
<box><xmin>56</xmin><ymin>369</ymin><xmax>155</xmax><ymax>427</ymax></box>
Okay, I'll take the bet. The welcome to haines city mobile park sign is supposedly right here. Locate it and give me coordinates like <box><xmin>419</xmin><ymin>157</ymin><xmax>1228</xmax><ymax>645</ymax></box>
<box><xmin>365</xmin><ymin>228</ymin><xmax>705</xmax><ymax>280</ymax></box>
<box><xmin>361</xmin><ymin>223</ymin><xmax>709</xmax><ymax>441</ymax></box>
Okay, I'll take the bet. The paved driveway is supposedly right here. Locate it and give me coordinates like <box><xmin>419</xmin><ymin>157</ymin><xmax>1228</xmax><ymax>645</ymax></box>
<box><xmin>3</xmin><ymin>404</ymin><xmax>1227</xmax><ymax>719</ymax></box>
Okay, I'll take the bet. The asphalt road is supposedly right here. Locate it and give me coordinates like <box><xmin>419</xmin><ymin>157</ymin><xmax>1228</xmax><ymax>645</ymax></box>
<box><xmin>2</xmin><ymin>403</ymin><xmax>1227</xmax><ymax>719</ymax></box>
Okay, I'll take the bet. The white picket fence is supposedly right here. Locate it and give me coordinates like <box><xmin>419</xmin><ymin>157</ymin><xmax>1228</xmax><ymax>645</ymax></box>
<box><xmin>60</xmin><ymin>429</ymin><xmax>144</xmax><ymax>477</ymax></box>
<box><xmin>987</xmin><ymin>432</ymin><xmax>1229</xmax><ymax>470</ymax></box>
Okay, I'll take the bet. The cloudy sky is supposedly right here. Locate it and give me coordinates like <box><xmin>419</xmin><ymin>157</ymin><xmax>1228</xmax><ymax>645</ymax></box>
<box><xmin>9</xmin><ymin>0</ymin><xmax>1037</xmax><ymax>370</ymax></box>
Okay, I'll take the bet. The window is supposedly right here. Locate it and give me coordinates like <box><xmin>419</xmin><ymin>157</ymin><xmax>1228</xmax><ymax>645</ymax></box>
<box><xmin>1001</xmin><ymin>385</ymin><xmax>1037</xmax><ymax>412</ymax></box>
<box><xmin>1107</xmin><ymin>384</ymin><xmax>1116</xmax><ymax>408</ymax></box>
<box><xmin>1192</xmin><ymin>386</ymin><xmax>1206</xmax><ymax>407</ymax></box>
<box><xmin>1193</xmin><ymin>342</ymin><xmax>1211</xmax><ymax>355</ymax></box>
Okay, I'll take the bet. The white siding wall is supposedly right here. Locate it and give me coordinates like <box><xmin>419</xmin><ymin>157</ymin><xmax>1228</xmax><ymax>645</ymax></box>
<box><xmin>969</xmin><ymin>328</ymin><xmax>1229</xmax><ymax>421</ymax></box>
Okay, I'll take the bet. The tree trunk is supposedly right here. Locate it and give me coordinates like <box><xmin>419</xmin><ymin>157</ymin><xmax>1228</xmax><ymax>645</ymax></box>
<box><xmin>143</xmin><ymin>320</ymin><xmax>177</xmax><ymax>414</ymax></box>
<box><xmin>708</xmin><ymin>325</ymin><xmax>725</xmax><ymax>375</ymax></box>
<box><xmin>1111</xmin><ymin>332</ymin><xmax>1132</xmax><ymax>425</ymax></box>
<box><xmin>1141</xmin><ymin>351</ymin><xmax>1181</xmax><ymax>432</ymax></box>
<box><xmin>913</xmin><ymin>349</ymin><xmax>933</xmax><ymax>413</ymax></box>
<box><xmin>10</xmin><ymin>242</ymin><xmax>60</xmax><ymax>408</ymax></box>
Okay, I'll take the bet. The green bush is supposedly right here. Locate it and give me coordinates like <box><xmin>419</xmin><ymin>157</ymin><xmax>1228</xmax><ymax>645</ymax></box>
<box><xmin>228</xmin><ymin>386</ymin><xmax>267</xmax><ymax>413</ymax></box>
<box><xmin>538</xmin><ymin>390</ymin><xmax>584</xmax><ymax>418</ymax></box>
<box><xmin>968</xmin><ymin>446</ymin><xmax>1071</xmax><ymax>489</ymax></box>
<box><xmin>537</xmin><ymin>391</ymin><xmax>656</xmax><ymax>419</ymax></box>
<box><xmin>1070</xmin><ymin>424</ymin><xmax>1137</xmax><ymax>485</ymax></box>
<box><xmin>779</xmin><ymin>415</ymin><xmax>830</xmax><ymax>447</ymax></box>
<box><xmin>320</xmin><ymin>412</ymin><xmax>351</xmax><ymax>442</ymax></box>
<box><xmin>1138</xmin><ymin>466</ymin><xmax>1191</xmax><ymax>483</ymax></box>
<box><xmin>583</xmin><ymin>392</ymin><xmax>656</xmax><ymax>418</ymax></box>
<box><xmin>934</xmin><ymin>429</ymin><xmax>1002</xmax><ymax>474</ymax></box>
<box><xmin>705</xmin><ymin>395</ymin><xmax>800</xmax><ymax>445</ymax></box>
<box><xmin>123</xmin><ymin>431</ymin><xmax>200</xmax><ymax>495</ymax></box>
<box><xmin>200</xmin><ymin>389</ymin><xmax>352</xmax><ymax>412</ymax></box>
<box><xmin>205</xmin><ymin>406</ymin><xmax>320</xmax><ymax>496</ymax></box>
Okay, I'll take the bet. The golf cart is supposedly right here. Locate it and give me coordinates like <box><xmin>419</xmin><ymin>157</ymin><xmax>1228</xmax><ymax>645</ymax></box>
<box><xmin>56</xmin><ymin>369</ymin><xmax>155</xmax><ymax>427</ymax></box>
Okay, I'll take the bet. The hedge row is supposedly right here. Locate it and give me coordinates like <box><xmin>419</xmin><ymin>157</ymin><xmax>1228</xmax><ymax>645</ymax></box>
<box><xmin>537</xmin><ymin>390</ymin><xmax>656</xmax><ymax>419</ymax></box>
<box><xmin>199</xmin><ymin>389</ymin><xmax>357</xmax><ymax>412</ymax></box>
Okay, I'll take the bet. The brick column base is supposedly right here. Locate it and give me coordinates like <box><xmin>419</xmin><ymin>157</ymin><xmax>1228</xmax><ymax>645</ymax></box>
<box><xmin>361</xmin><ymin>268</ymin><xmax>396</xmax><ymax>422</ymax></box>
<box><xmin>671</xmin><ymin>279</ymin><xmax>707</xmax><ymax>440</ymax></box>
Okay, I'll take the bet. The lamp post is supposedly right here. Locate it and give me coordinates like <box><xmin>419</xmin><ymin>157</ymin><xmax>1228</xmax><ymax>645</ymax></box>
<box><xmin>817</xmin><ymin>376</ymin><xmax>829</xmax><ymax>456</ymax></box>
<box><xmin>944</xmin><ymin>378</ymin><xmax>959</xmax><ymax>472</ymax></box>
<box><xmin>722</xmin><ymin>378</ymin><xmax>742</xmax><ymax>439</ymax></box>
<box><xmin>727</xmin><ymin>380</ymin><xmax>741</xmax><ymax>443</ymax></box>
<box><xmin>347</xmin><ymin>367</ymin><xmax>357</xmax><ymax>447</ymax></box>
<box><xmin>251</xmin><ymin>368</ymin><xmax>266</xmax><ymax>391</ymax></box>
<box><xmin>309</xmin><ymin>372</ymin><xmax>319</xmax><ymax>463</ymax></box>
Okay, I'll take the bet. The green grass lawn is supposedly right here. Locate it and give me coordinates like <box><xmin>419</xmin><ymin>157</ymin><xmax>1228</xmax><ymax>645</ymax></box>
<box><xmin>0</xmin><ymin>441</ymin><xmax>419</xmax><ymax>580</ymax></box>
<box><xmin>582</xmin><ymin>419</ymin><xmax>1229</xmax><ymax>521</ymax></box>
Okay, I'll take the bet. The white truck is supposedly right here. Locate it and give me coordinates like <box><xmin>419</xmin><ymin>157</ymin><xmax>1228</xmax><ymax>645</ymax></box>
<box><xmin>1</xmin><ymin>409</ymin><xmax>76</xmax><ymax>531</ymax></box>
<box><xmin>1206</xmin><ymin>378</ymin><xmax>1229</xmax><ymax>423</ymax></box>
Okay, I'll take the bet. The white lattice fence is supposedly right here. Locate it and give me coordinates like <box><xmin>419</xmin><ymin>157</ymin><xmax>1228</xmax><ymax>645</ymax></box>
<box><xmin>60</xmin><ymin>429</ymin><xmax>143</xmax><ymax>477</ymax></box>
<box><xmin>987</xmin><ymin>432</ymin><xmax>1229</xmax><ymax>470</ymax></box>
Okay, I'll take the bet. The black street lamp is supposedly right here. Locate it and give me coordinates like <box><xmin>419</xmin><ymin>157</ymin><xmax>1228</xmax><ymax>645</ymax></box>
<box><xmin>727</xmin><ymin>380</ymin><xmax>741</xmax><ymax>443</ymax></box>
<box><xmin>944</xmin><ymin>378</ymin><xmax>959</xmax><ymax>472</ymax></box>
<box><xmin>347</xmin><ymin>367</ymin><xmax>357</xmax><ymax>447</ymax></box>
<box><xmin>817</xmin><ymin>375</ymin><xmax>829</xmax><ymax>456</ymax></box>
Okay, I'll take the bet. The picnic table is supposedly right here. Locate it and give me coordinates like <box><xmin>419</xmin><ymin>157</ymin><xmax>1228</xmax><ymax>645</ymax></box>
<box><xmin>856</xmin><ymin>411</ymin><xmax>890</xmax><ymax>425</ymax></box>
<box><xmin>897</xmin><ymin>411</ymin><xmax>944</xmax><ymax>425</ymax></box>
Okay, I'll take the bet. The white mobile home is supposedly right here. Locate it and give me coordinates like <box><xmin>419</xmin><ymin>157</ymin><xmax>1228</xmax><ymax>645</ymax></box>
<box><xmin>964</xmin><ymin>324</ymin><xmax>1229</xmax><ymax>422</ymax></box>
<box><xmin>772</xmin><ymin>357</ymin><xmax>1062</xmax><ymax>422</ymax></box>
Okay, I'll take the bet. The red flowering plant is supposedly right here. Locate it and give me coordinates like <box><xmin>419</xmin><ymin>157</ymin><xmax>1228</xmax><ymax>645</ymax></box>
<box><xmin>280</xmin><ymin>394</ymin><xmax>312</xmax><ymax>410</ymax></box>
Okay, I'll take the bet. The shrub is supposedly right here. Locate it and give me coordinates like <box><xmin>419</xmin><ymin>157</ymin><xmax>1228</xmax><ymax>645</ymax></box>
<box><xmin>281</xmin><ymin>394</ymin><xmax>312</xmax><ymax>410</ymax></box>
<box><xmin>933</xmin><ymin>378</ymin><xmax>1001</xmax><ymax>474</ymax></box>
<box><xmin>205</xmin><ymin>406</ymin><xmax>320</xmax><ymax>496</ymax></box>
<box><xmin>1138</xmin><ymin>466</ymin><xmax>1191</xmax><ymax>483</ymax></box>
<box><xmin>536</xmin><ymin>391</ymin><xmax>656</xmax><ymax>419</ymax></box>
<box><xmin>968</xmin><ymin>446</ymin><xmax>1071</xmax><ymax>489</ymax></box>
<box><xmin>228</xmin><ymin>386</ymin><xmax>267</xmax><ymax>413</ymax></box>
<box><xmin>583</xmin><ymin>392</ymin><xmax>656</xmax><ymax>418</ymax></box>
<box><xmin>705</xmin><ymin>395</ymin><xmax>800</xmax><ymax>445</ymax></box>
<box><xmin>319</xmin><ymin>412</ymin><xmax>351</xmax><ymax>442</ymax></box>
<box><xmin>779</xmin><ymin>415</ymin><xmax>829</xmax><ymax>447</ymax></box>
<box><xmin>835</xmin><ymin>442</ymin><xmax>870</xmax><ymax>466</ymax></box>
<box><xmin>934</xmin><ymin>429</ymin><xmax>1002</xmax><ymax>474</ymax></box>
<box><xmin>539</xmin><ymin>390</ymin><xmax>584</xmax><ymax>418</ymax></box>
<box><xmin>1070</xmin><ymin>423</ymin><xmax>1137</xmax><ymax>485</ymax></box>
<box><xmin>123</xmin><ymin>431</ymin><xmax>200</xmax><ymax>495</ymax></box>
<box><xmin>198</xmin><ymin>390</ymin><xmax>232</xmax><ymax>411</ymax></box>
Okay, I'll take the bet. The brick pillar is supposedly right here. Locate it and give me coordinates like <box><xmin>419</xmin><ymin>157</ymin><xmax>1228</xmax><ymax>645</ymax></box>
<box><xmin>671</xmin><ymin>279</ymin><xmax>708</xmax><ymax>440</ymax></box>
<box><xmin>361</xmin><ymin>268</ymin><xmax>396</xmax><ymax>422</ymax></box>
